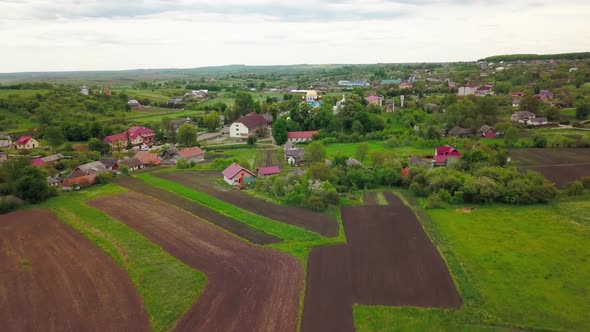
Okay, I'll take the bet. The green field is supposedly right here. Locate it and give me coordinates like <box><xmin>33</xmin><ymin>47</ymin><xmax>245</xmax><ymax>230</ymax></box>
<box><xmin>0</xmin><ymin>89</ymin><xmax>51</xmax><ymax>97</ymax></box>
<box><xmin>118</xmin><ymin>89</ymin><xmax>179</xmax><ymax>103</ymax></box>
<box><xmin>39</xmin><ymin>184</ymin><xmax>206</xmax><ymax>332</ymax></box>
<box><xmin>325</xmin><ymin>141</ymin><xmax>433</xmax><ymax>160</ymax></box>
<box><xmin>354</xmin><ymin>195</ymin><xmax>590</xmax><ymax>331</ymax></box>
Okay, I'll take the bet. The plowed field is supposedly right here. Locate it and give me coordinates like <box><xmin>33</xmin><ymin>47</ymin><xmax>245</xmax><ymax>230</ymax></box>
<box><xmin>157</xmin><ymin>171</ymin><xmax>338</xmax><ymax>237</ymax></box>
<box><xmin>511</xmin><ymin>148</ymin><xmax>590</xmax><ymax>187</ymax></box>
<box><xmin>302</xmin><ymin>192</ymin><xmax>462</xmax><ymax>332</ymax></box>
<box><xmin>0</xmin><ymin>210</ymin><xmax>149</xmax><ymax>332</ymax></box>
<box><xmin>89</xmin><ymin>192</ymin><xmax>302</xmax><ymax>332</ymax></box>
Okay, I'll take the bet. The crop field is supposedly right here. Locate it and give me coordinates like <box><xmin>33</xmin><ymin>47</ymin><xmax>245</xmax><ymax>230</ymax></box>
<box><xmin>253</xmin><ymin>149</ymin><xmax>284</xmax><ymax>168</ymax></box>
<box><xmin>510</xmin><ymin>148</ymin><xmax>590</xmax><ymax>186</ymax></box>
<box><xmin>0</xmin><ymin>210</ymin><xmax>150</xmax><ymax>331</ymax></box>
<box><xmin>89</xmin><ymin>192</ymin><xmax>303</xmax><ymax>332</ymax></box>
<box><xmin>354</xmin><ymin>195</ymin><xmax>590</xmax><ymax>331</ymax></box>
<box><xmin>154</xmin><ymin>171</ymin><xmax>339</xmax><ymax>237</ymax></box>
<box><xmin>115</xmin><ymin>177</ymin><xmax>281</xmax><ymax>244</ymax></box>
<box><xmin>302</xmin><ymin>192</ymin><xmax>461</xmax><ymax>332</ymax></box>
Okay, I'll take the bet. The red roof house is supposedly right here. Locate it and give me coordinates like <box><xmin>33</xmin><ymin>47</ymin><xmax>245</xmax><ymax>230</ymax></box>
<box><xmin>287</xmin><ymin>131</ymin><xmax>318</xmax><ymax>143</ymax></box>
<box><xmin>134</xmin><ymin>151</ymin><xmax>162</xmax><ymax>166</ymax></box>
<box><xmin>399</xmin><ymin>82</ymin><xmax>413</xmax><ymax>89</ymax></box>
<box><xmin>31</xmin><ymin>157</ymin><xmax>45</xmax><ymax>167</ymax></box>
<box><xmin>104</xmin><ymin>126</ymin><xmax>155</xmax><ymax>148</ymax></box>
<box><xmin>14</xmin><ymin>136</ymin><xmax>39</xmax><ymax>149</ymax></box>
<box><xmin>434</xmin><ymin>145</ymin><xmax>461</xmax><ymax>166</ymax></box>
<box><xmin>178</xmin><ymin>147</ymin><xmax>205</xmax><ymax>162</ymax></box>
<box><xmin>230</xmin><ymin>113</ymin><xmax>268</xmax><ymax>139</ymax></box>
<box><xmin>222</xmin><ymin>162</ymin><xmax>255</xmax><ymax>186</ymax></box>
<box><xmin>63</xmin><ymin>174</ymin><xmax>97</xmax><ymax>188</ymax></box>
<box><xmin>257</xmin><ymin>166</ymin><xmax>281</xmax><ymax>176</ymax></box>
<box><xmin>478</xmin><ymin>125</ymin><xmax>497</xmax><ymax>138</ymax></box>
<box><xmin>365</xmin><ymin>94</ymin><xmax>384</xmax><ymax>107</ymax></box>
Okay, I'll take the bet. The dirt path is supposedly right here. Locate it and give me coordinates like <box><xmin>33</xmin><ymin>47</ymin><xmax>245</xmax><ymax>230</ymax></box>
<box><xmin>157</xmin><ymin>171</ymin><xmax>339</xmax><ymax>237</ymax></box>
<box><xmin>302</xmin><ymin>192</ymin><xmax>462</xmax><ymax>332</ymax></box>
<box><xmin>0</xmin><ymin>210</ymin><xmax>149</xmax><ymax>332</ymax></box>
<box><xmin>89</xmin><ymin>192</ymin><xmax>302</xmax><ymax>332</ymax></box>
<box><xmin>115</xmin><ymin>177</ymin><xmax>281</xmax><ymax>245</ymax></box>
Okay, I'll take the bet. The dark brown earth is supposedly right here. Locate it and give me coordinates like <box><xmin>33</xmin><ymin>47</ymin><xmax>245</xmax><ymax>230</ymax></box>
<box><xmin>115</xmin><ymin>177</ymin><xmax>281</xmax><ymax>245</ymax></box>
<box><xmin>0</xmin><ymin>210</ymin><xmax>150</xmax><ymax>332</ymax></box>
<box><xmin>363</xmin><ymin>192</ymin><xmax>378</xmax><ymax>205</ymax></box>
<box><xmin>89</xmin><ymin>192</ymin><xmax>302</xmax><ymax>332</ymax></box>
<box><xmin>301</xmin><ymin>192</ymin><xmax>462</xmax><ymax>332</ymax></box>
<box><xmin>157</xmin><ymin>171</ymin><xmax>339</xmax><ymax>237</ymax></box>
<box><xmin>511</xmin><ymin>148</ymin><xmax>590</xmax><ymax>187</ymax></box>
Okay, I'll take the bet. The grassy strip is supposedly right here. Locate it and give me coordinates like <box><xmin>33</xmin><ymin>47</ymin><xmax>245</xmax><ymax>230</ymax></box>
<box><xmin>39</xmin><ymin>184</ymin><xmax>206</xmax><ymax>332</ymax></box>
<box><xmin>136</xmin><ymin>173</ymin><xmax>324</xmax><ymax>243</ymax></box>
<box><xmin>354</xmin><ymin>191</ymin><xmax>590</xmax><ymax>331</ymax></box>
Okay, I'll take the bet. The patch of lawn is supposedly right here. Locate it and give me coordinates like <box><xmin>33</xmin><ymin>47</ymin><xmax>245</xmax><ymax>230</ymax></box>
<box><xmin>354</xmin><ymin>195</ymin><xmax>590</xmax><ymax>331</ymax></box>
<box><xmin>39</xmin><ymin>184</ymin><xmax>206</xmax><ymax>332</ymax></box>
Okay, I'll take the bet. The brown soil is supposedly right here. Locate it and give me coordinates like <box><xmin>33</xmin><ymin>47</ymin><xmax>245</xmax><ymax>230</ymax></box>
<box><xmin>115</xmin><ymin>177</ymin><xmax>281</xmax><ymax>245</ymax></box>
<box><xmin>363</xmin><ymin>192</ymin><xmax>378</xmax><ymax>205</ymax></box>
<box><xmin>0</xmin><ymin>210</ymin><xmax>149</xmax><ymax>332</ymax></box>
<box><xmin>157</xmin><ymin>171</ymin><xmax>339</xmax><ymax>237</ymax></box>
<box><xmin>89</xmin><ymin>192</ymin><xmax>302</xmax><ymax>332</ymax></box>
<box><xmin>510</xmin><ymin>148</ymin><xmax>590</xmax><ymax>187</ymax></box>
<box><xmin>302</xmin><ymin>192</ymin><xmax>462</xmax><ymax>332</ymax></box>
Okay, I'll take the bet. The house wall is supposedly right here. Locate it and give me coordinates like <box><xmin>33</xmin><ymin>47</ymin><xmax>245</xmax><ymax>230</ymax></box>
<box><xmin>224</xmin><ymin>171</ymin><xmax>255</xmax><ymax>185</ymax></box>
<box><xmin>288</xmin><ymin>137</ymin><xmax>312</xmax><ymax>143</ymax></box>
<box><xmin>16</xmin><ymin>139</ymin><xmax>39</xmax><ymax>149</ymax></box>
<box><xmin>230</xmin><ymin>122</ymin><xmax>250</xmax><ymax>138</ymax></box>
<box><xmin>483</xmin><ymin>130</ymin><xmax>496</xmax><ymax>138</ymax></box>
<box><xmin>187</xmin><ymin>155</ymin><xmax>205</xmax><ymax>163</ymax></box>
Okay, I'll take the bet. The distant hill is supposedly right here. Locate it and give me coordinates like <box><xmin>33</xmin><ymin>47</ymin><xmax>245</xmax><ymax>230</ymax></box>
<box><xmin>480</xmin><ymin>52</ymin><xmax>590</xmax><ymax>62</ymax></box>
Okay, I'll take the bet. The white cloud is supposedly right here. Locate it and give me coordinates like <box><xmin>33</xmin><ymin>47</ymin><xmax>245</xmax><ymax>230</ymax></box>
<box><xmin>0</xmin><ymin>0</ymin><xmax>589</xmax><ymax>72</ymax></box>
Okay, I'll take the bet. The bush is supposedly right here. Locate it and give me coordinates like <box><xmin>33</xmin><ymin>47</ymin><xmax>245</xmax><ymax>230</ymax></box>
<box><xmin>564</xmin><ymin>181</ymin><xmax>585</xmax><ymax>196</ymax></box>
<box><xmin>302</xmin><ymin>195</ymin><xmax>327</xmax><ymax>211</ymax></box>
<box><xmin>176</xmin><ymin>158</ymin><xmax>195</xmax><ymax>169</ymax></box>
<box><xmin>425</xmin><ymin>192</ymin><xmax>447</xmax><ymax>209</ymax></box>
<box><xmin>95</xmin><ymin>172</ymin><xmax>113</xmax><ymax>184</ymax></box>
<box><xmin>247</xmin><ymin>135</ymin><xmax>257</xmax><ymax>145</ymax></box>
<box><xmin>580</xmin><ymin>177</ymin><xmax>590</xmax><ymax>190</ymax></box>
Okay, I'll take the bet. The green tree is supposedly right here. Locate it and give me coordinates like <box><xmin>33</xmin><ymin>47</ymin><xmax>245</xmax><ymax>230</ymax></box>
<box><xmin>45</xmin><ymin>126</ymin><xmax>64</xmax><ymax>150</ymax></box>
<box><xmin>304</xmin><ymin>142</ymin><xmax>327</xmax><ymax>163</ymax></box>
<box><xmin>575</xmin><ymin>101</ymin><xmax>590</xmax><ymax>120</ymax></box>
<box><xmin>204</xmin><ymin>111</ymin><xmax>221</xmax><ymax>131</ymax></box>
<box><xmin>519</xmin><ymin>95</ymin><xmax>542</xmax><ymax>114</ymax></box>
<box><xmin>272</xmin><ymin>118</ymin><xmax>289</xmax><ymax>145</ymax></box>
<box><xmin>247</xmin><ymin>135</ymin><xmax>257</xmax><ymax>145</ymax></box>
<box><xmin>15</xmin><ymin>167</ymin><xmax>50</xmax><ymax>203</ymax></box>
<box><xmin>504</xmin><ymin>127</ymin><xmax>520</xmax><ymax>147</ymax></box>
<box><xmin>88</xmin><ymin>138</ymin><xmax>111</xmax><ymax>155</ymax></box>
<box><xmin>232</xmin><ymin>92</ymin><xmax>255</xmax><ymax>119</ymax></box>
<box><xmin>356</xmin><ymin>142</ymin><xmax>369</xmax><ymax>163</ymax></box>
<box><xmin>177</xmin><ymin>123</ymin><xmax>197</xmax><ymax>147</ymax></box>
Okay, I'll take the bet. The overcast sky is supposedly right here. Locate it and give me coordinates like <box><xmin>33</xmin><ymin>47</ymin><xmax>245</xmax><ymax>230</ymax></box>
<box><xmin>1</xmin><ymin>0</ymin><xmax>589</xmax><ymax>73</ymax></box>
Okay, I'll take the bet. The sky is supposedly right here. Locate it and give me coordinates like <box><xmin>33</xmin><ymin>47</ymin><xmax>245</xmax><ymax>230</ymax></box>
<box><xmin>1</xmin><ymin>0</ymin><xmax>589</xmax><ymax>73</ymax></box>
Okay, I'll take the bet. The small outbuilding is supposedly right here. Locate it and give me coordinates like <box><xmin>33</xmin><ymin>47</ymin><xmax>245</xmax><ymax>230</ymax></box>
<box><xmin>222</xmin><ymin>162</ymin><xmax>256</xmax><ymax>186</ymax></box>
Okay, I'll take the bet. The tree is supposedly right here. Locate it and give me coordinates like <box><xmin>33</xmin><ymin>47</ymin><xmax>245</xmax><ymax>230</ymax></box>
<box><xmin>545</xmin><ymin>106</ymin><xmax>560</xmax><ymax>122</ymax></box>
<box><xmin>575</xmin><ymin>100</ymin><xmax>590</xmax><ymax>120</ymax></box>
<box><xmin>177</xmin><ymin>123</ymin><xmax>197</xmax><ymax>147</ymax></box>
<box><xmin>88</xmin><ymin>138</ymin><xmax>111</xmax><ymax>155</ymax></box>
<box><xmin>204</xmin><ymin>111</ymin><xmax>221</xmax><ymax>131</ymax></box>
<box><xmin>356</xmin><ymin>142</ymin><xmax>369</xmax><ymax>163</ymax></box>
<box><xmin>45</xmin><ymin>126</ymin><xmax>64</xmax><ymax>150</ymax></box>
<box><xmin>247</xmin><ymin>135</ymin><xmax>257</xmax><ymax>145</ymax></box>
<box><xmin>304</xmin><ymin>142</ymin><xmax>327</xmax><ymax>163</ymax></box>
<box><xmin>504</xmin><ymin>127</ymin><xmax>520</xmax><ymax>147</ymax></box>
<box><xmin>519</xmin><ymin>95</ymin><xmax>542</xmax><ymax>114</ymax></box>
<box><xmin>495</xmin><ymin>121</ymin><xmax>512</xmax><ymax>135</ymax></box>
<box><xmin>15</xmin><ymin>167</ymin><xmax>50</xmax><ymax>203</ymax></box>
<box><xmin>272</xmin><ymin>118</ymin><xmax>288</xmax><ymax>145</ymax></box>
<box><xmin>232</xmin><ymin>92</ymin><xmax>255</xmax><ymax>119</ymax></box>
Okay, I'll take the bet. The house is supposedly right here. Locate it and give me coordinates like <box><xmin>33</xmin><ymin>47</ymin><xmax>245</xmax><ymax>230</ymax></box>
<box><xmin>527</xmin><ymin>117</ymin><xmax>548</xmax><ymax>126</ymax></box>
<box><xmin>365</xmin><ymin>94</ymin><xmax>384</xmax><ymax>107</ymax></box>
<box><xmin>287</xmin><ymin>131</ymin><xmax>318</xmax><ymax>143</ymax></box>
<box><xmin>399</xmin><ymin>82</ymin><xmax>413</xmax><ymax>89</ymax></box>
<box><xmin>478</xmin><ymin>125</ymin><xmax>497</xmax><ymax>138</ymax></box>
<box><xmin>104</xmin><ymin>126</ymin><xmax>155</xmax><ymax>149</ymax></box>
<box><xmin>284</xmin><ymin>141</ymin><xmax>305</xmax><ymax>166</ymax></box>
<box><xmin>134</xmin><ymin>151</ymin><xmax>162</xmax><ymax>166</ymax></box>
<box><xmin>99</xmin><ymin>158</ymin><xmax>119</xmax><ymax>170</ymax></box>
<box><xmin>338</xmin><ymin>80</ymin><xmax>369</xmax><ymax>87</ymax></box>
<box><xmin>222</xmin><ymin>162</ymin><xmax>256</xmax><ymax>186</ymax></box>
<box><xmin>47</xmin><ymin>177</ymin><xmax>60</xmax><ymax>187</ymax></box>
<box><xmin>160</xmin><ymin>148</ymin><xmax>180</xmax><ymax>160</ymax></box>
<box><xmin>80</xmin><ymin>85</ymin><xmax>89</xmax><ymax>95</ymax></box>
<box><xmin>333</xmin><ymin>95</ymin><xmax>346</xmax><ymax>114</ymax></box>
<box><xmin>0</xmin><ymin>152</ymin><xmax>7</xmax><ymax>164</ymax></box>
<box><xmin>535</xmin><ymin>90</ymin><xmax>554</xmax><ymax>101</ymax></box>
<box><xmin>512</xmin><ymin>98</ymin><xmax>521</xmax><ymax>108</ymax></box>
<box><xmin>0</xmin><ymin>133</ymin><xmax>13</xmax><ymax>147</ymax></box>
<box><xmin>128</xmin><ymin>99</ymin><xmax>142</xmax><ymax>108</ymax></box>
<box><xmin>14</xmin><ymin>136</ymin><xmax>39</xmax><ymax>149</ymax></box>
<box><xmin>475</xmin><ymin>84</ymin><xmax>494</xmax><ymax>97</ymax></box>
<box><xmin>31</xmin><ymin>157</ymin><xmax>45</xmax><ymax>167</ymax></box>
<box><xmin>118</xmin><ymin>158</ymin><xmax>144</xmax><ymax>171</ymax></box>
<box><xmin>257</xmin><ymin>166</ymin><xmax>281</xmax><ymax>176</ymax></box>
<box><xmin>346</xmin><ymin>157</ymin><xmax>362</xmax><ymax>167</ymax></box>
<box><xmin>230</xmin><ymin>113</ymin><xmax>268</xmax><ymax>139</ymax></box>
<box><xmin>434</xmin><ymin>145</ymin><xmax>461</xmax><ymax>166</ymax></box>
<box><xmin>291</xmin><ymin>168</ymin><xmax>305</xmax><ymax>176</ymax></box>
<box><xmin>446</xmin><ymin>126</ymin><xmax>473</xmax><ymax>137</ymax></box>
<box><xmin>31</xmin><ymin>153</ymin><xmax>65</xmax><ymax>167</ymax></box>
<box><xmin>171</xmin><ymin>117</ymin><xmax>198</xmax><ymax>132</ymax></box>
<box><xmin>74</xmin><ymin>161</ymin><xmax>108</xmax><ymax>175</ymax></box>
<box><xmin>185</xmin><ymin>90</ymin><xmax>209</xmax><ymax>99</ymax></box>
<box><xmin>408</xmin><ymin>156</ymin><xmax>430</xmax><ymax>166</ymax></box>
<box><xmin>381</xmin><ymin>79</ymin><xmax>402</xmax><ymax>85</ymax></box>
<box><xmin>168</xmin><ymin>97</ymin><xmax>184</xmax><ymax>105</ymax></box>
<box><xmin>569</xmin><ymin>67</ymin><xmax>579</xmax><ymax>72</ymax></box>
<box><xmin>510</xmin><ymin>92</ymin><xmax>525</xmax><ymax>98</ymax></box>
<box><xmin>261</xmin><ymin>113</ymin><xmax>274</xmax><ymax>125</ymax></box>
<box><xmin>62</xmin><ymin>173</ymin><xmax>97</xmax><ymax>188</ymax></box>
<box><xmin>178</xmin><ymin>147</ymin><xmax>205</xmax><ymax>163</ymax></box>
<box><xmin>458</xmin><ymin>83</ymin><xmax>479</xmax><ymax>96</ymax></box>
<box><xmin>511</xmin><ymin>111</ymin><xmax>536</xmax><ymax>123</ymax></box>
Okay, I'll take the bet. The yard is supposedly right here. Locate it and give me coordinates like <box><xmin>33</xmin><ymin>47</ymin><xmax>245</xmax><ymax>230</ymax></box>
<box><xmin>354</xmin><ymin>195</ymin><xmax>590</xmax><ymax>331</ymax></box>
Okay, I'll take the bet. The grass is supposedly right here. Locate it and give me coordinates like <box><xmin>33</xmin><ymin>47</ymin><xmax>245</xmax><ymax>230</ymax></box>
<box><xmin>39</xmin><ymin>184</ymin><xmax>206</xmax><ymax>332</ymax></box>
<box><xmin>0</xmin><ymin>89</ymin><xmax>51</xmax><ymax>97</ymax></box>
<box><xmin>354</xmin><ymin>194</ymin><xmax>590</xmax><ymax>331</ymax></box>
<box><xmin>561</xmin><ymin>108</ymin><xmax>576</xmax><ymax>117</ymax></box>
<box><xmin>135</xmin><ymin>173</ymin><xmax>325</xmax><ymax>246</ymax></box>
<box><xmin>325</xmin><ymin>141</ymin><xmax>434</xmax><ymax>161</ymax></box>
